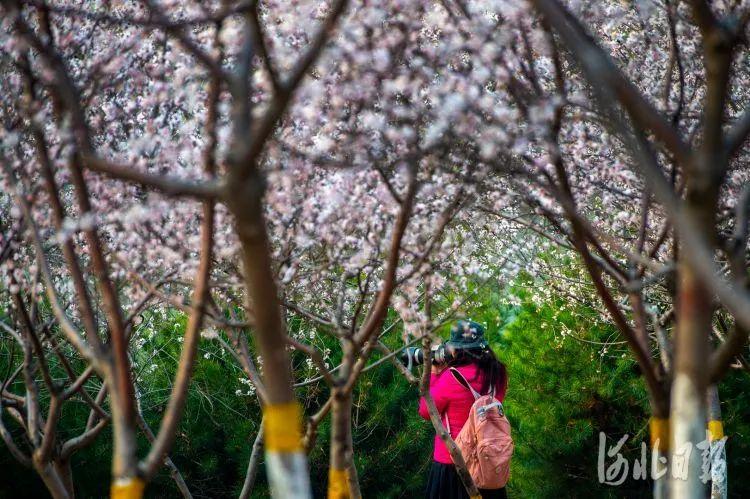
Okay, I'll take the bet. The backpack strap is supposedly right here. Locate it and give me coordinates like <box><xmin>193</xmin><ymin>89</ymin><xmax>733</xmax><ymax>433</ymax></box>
<box><xmin>449</xmin><ymin>367</ymin><xmax>480</xmax><ymax>400</ymax></box>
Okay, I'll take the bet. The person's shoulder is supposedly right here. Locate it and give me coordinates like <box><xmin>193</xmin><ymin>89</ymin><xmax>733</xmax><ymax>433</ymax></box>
<box><xmin>433</xmin><ymin>368</ymin><xmax>456</xmax><ymax>385</ymax></box>
<box><xmin>454</xmin><ymin>363</ymin><xmax>480</xmax><ymax>376</ymax></box>
<box><xmin>451</xmin><ymin>364</ymin><xmax>482</xmax><ymax>386</ymax></box>
<box><xmin>458</xmin><ymin>363</ymin><xmax>488</xmax><ymax>390</ymax></box>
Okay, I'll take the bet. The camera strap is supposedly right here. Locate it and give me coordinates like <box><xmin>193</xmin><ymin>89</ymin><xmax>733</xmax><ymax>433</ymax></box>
<box><xmin>449</xmin><ymin>368</ymin><xmax>481</xmax><ymax>400</ymax></box>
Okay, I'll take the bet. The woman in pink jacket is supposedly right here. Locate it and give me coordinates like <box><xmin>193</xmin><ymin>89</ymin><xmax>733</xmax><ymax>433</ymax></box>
<box><xmin>418</xmin><ymin>320</ymin><xmax>508</xmax><ymax>499</ymax></box>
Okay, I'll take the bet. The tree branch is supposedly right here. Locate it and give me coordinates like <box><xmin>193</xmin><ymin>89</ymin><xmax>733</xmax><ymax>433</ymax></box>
<box><xmin>82</xmin><ymin>155</ymin><xmax>223</xmax><ymax>199</ymax></box>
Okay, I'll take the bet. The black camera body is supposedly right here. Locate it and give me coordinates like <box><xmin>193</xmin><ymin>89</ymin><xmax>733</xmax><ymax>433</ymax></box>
<box><xmin>400</xmin><ymin>343</ymin><xmax>458</xmax><ymax>367</ymax></box>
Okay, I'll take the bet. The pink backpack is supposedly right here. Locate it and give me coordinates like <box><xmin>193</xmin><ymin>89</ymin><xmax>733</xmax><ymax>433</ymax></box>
<box><xmin>447</xmin><ymin>368</ymin><xmax>514</xmax><ymax>489</ymax></box>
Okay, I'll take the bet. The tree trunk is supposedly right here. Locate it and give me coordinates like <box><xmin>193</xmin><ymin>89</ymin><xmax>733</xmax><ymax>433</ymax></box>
<box><xmin>329</xmin><ymin>388</ymin><xmax>360</xmax><ymax>499</ymax></box>
<box><xmin>135</xmin><ymin>402</ymin><xmax>193</xmax><ymax>498</ymax></box>
<box><xmin>53</xmin><ymin>458</ymin><xmax>75</xmax><ymax>499</ymax></box>
<box><xmin>163</xmin><ymin>456</ymin><xmax>192</xmax><ymax>499</ymax></box>
<box><xmin>228</xmin><ymin>175</ymin><xmax>311</xmax><ymax>499</ymax></box>
<box><xmin>345</xmin><ymin>421</ymin><xmax>361</xmax><ymax>499</ymax></box>
<box><xmin>109</xmin><ymin>383</ymin><xmax>142</xmax><ymax>498</ymax></box>
<box><xmin>670</xmin><ymin>263</ymin><xmax>710</xmax><ymax>498</ymax></box>
<box><xmin>34</xmin><ymin>459</ymin><xmax>70</xmax><ymax>499</ymax></box>
<box><xmin>639</xmin><ymin>299</ymin><xmax>671</xmax><ymax>499</ymax></box>
<box><xmin>706</xmin><ymin>385</ymin><xmax>727</xmax><ymax>499</ymax></box>
<box><xmin>650</xmin><ymin>417</ymin><xmax>670</xmax><ymax>499</ymax></box>
<box><xmin>239</xmin><ymin>427</ymin><xmax>264</xmax><ymax>499</ymax></box>
<box><xmin>652</xmin><ymin>452</ymin><xmax>670</xmax><ymax>499</ymax></box>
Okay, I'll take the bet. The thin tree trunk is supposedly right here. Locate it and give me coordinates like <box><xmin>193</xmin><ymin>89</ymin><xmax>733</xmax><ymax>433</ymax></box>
<box><xmin>652</xmin><ymin>455</ymin><xmax>670</xmax><ymax>499</ymax></box>
<box><xmin>163</xmin><ymin>456</ymin><xmax>192</xmax><ymax>499</ymax></box>
<box><xmin>669</xmin><ymin>5</ymin><xmax>732</xmax><ymax>495</ymax></box>
<box><xmin>630</xmin><ymin>297</ymin><xmax>671</xmax><ymax>499</ymax></box>
<box><xmin>230</xmin><ymin>196</ymin><xmax>311</xmax><ymax>498</ymax></box>
<box><xmin>135</xmin><ymin>406</ymin><xmax>193</xmax><ymax>498</ymax></box>
<box><xmin>706</xmin><ymin>385</ymin><xmax>727</xmax><ymax>499</ymax></box>
<box><xmin>34</xmin><ymin>460</ymin><xmax>70</xmax><ymax>499</ymax></box>
<box><xmin>650</xmin><ymin>417</ymin><xmax>670</xmax><ymax>499</ymax></box>
<box><xmin>140</xmin><ymin>201</ymin><xmax>213</xmax><ymax>480</ymax></box>
<box><xmin>345</xmin><ymin>421</ymin><xmax>361</xmax><ymax>499</ymax></box>
<box><xmin>239</xmin><ymin>427</ymin><xmax>264</xmax><ymax>499</ymax></box>
<box><xmin>329</xmin><ymin>388</ymin><xmax>360</xmax><ymax>499</ymax></box>
<box><xmin>223</xmin><ymin>7</ymin><xmax>347</xmax><ymax>495</ymax></box>
<box><xmin>647</xmin><ymin>309</ymin><xmax>671</xmax><ymax>499</ymax></box>
<box><xmin>670</xmin><ymin>263</ymin><xmax>710</xmax><ymax>498</ymax></box>
<box><xmin>53</xmin><ymin>458</ymin><xmax>75</xmax><ymax>499</ymax></box>
<box><xmin>304</xmin><ymin>398</ymin><xmax>332</xmax><ymax>454</ymax></box>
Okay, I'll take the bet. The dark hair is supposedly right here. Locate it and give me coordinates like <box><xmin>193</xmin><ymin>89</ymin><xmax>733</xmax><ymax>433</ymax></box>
<box><xmin>447</xmin><ymin>346</ymin><xmax>507</xmax><ymax>396</ymax></box>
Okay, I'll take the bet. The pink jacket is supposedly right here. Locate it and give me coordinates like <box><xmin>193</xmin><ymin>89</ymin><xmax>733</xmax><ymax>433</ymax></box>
<box><xmin>418</xmin><ymin>364</ymin><xmax>507</xmax><ymax>464</ymax></box>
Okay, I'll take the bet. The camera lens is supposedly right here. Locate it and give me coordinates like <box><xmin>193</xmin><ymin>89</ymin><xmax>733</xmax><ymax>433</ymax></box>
<box><xmin>413</xmin><ymin>349</ymin><xmax>424</xmax><ymax>364</ymax></box>
<box><xmin>432</xmin><ymin>345</ymin><xmax>445</xmax><ymax>364</ymax></box>
<box><xmin>400</xmin><ymin>347</ymin><xmax>425</xmax><ymax>366</ymax></box>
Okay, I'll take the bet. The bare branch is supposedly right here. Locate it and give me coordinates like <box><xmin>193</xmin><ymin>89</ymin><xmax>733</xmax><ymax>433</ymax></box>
<box><xmin>60</xmin><ymin>417</ymin><xmax>109</xmax><ymax>460</ymax></box>
<box><xmin>140</xmin><ymin>199</ymin><xmax>214</xmax><ymax>478</ymax></box>
<box><xmin>0</xmin><ymin>406</ymin><xmax>32</xmax><ymax>467</ymax></box>
<box><xmin>239</xmin><ymin>426</ymin><xmax>264</xmax><ymax>499</ymax></box>
<box><xmin>82</xmin><ymin>155</ymin><xmax>223</xmax><ymax>199</ymax></box>
<box><xmin>725</xmin><ymin>107</ymin><xmax>750</xmax><ymax>158</ymax></box>
<box><xmin>287</xmin><ymin>337</ymin><xmax>335</xmax><ymax>386</ymax></box>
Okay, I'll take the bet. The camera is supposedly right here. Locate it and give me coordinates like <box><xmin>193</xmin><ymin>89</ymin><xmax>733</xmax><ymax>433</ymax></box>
<box><xmin>400</xmin><ymin>344</ymin><xmax>457</xmax><ymax>367</ymax></box>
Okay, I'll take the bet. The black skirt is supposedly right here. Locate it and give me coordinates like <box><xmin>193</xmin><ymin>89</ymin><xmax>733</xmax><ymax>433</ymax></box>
<box><xmin>425</xmin><ymin>462</ymin><xmax>508</xmax><ymax>499</ymax></box>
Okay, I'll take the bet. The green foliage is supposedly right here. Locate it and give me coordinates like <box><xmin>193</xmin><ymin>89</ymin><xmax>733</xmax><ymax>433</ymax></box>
<box><xmin>718</xmin><ymin>369</ymin><xmax>750</xmax><ymax>498</ymax></box>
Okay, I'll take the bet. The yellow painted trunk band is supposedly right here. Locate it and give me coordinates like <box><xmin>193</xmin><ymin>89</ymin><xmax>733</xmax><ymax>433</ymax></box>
<box><xmin>264</xmin><ymin>402</ymin><xmax>304</xmax><ymax>452</ymax></box>
<box><xmin>650</xmin><ymin>417</ymin><xmax>670</xmax><ymax>451</ymax></box>
<box><xmin>111</xmin><ymin>477</ymin><xmax>145</xmax><ymax>499</ymax></box>
<box><xmin>328</xmin><ymin>467</ymin><xmax>350</xmax><ymax>499</ymax></box>
<box><xmin>470</xmin><ymin>496</ymin><xmax>482</xmax><ymax>499</ymax></box>
<box><xmin>708</xmin><ymin>420</ymin><xmax>724</xmax><ymax>441</ymax></box>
